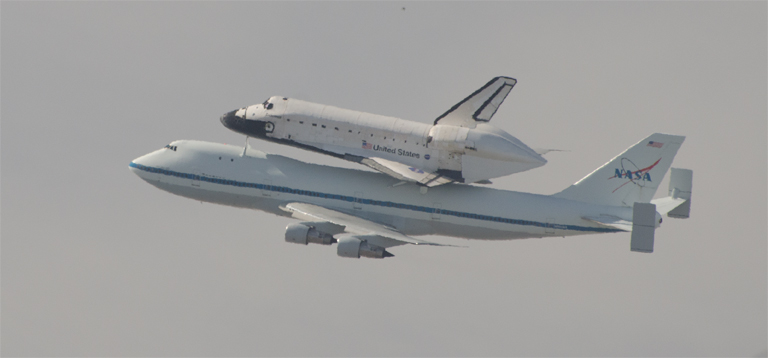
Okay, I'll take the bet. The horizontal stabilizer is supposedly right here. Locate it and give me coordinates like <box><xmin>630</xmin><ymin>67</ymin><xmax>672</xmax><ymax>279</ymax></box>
<box><xmin>582</xmin><ymin>215</ymin><xmax>632</xmax><ymax>232</ymax></box>
<box><xmin>650</xmin><ymin>168</ymin><xmax>692</xmax><ymax>218</ymax></box>
<box><xmin>668</xmin><ymin>168</ymin><xmax>692</xmax><ymax>218</ymax></box>
<box><xmin>667</xmin><ymin>199</ymin><xmax>691</xmax><ymax>219</ymax></box>
<box><xmin>650</xmin><ymin>197</ymin><xmax>687</xmax><ymax>215</ymax></box>
<box><xmin>631</xmin><ymin>202</ymin><xmax>657</xmax><ymax>253</ymax></box>
<box><xmin>434</xmin><ymin>76</ymin><xmax>517</xmax><ymax>128</ymax></box>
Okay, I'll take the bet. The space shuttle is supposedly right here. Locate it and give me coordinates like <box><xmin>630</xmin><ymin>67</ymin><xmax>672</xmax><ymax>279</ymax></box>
<box><xmin>220</xmin><ymin>76</ymin><xmax>547</xmax><ymax>187</ymax></box>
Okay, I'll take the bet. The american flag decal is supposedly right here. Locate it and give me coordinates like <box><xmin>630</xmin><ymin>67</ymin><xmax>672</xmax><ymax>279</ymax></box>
<box><xmin>647</xmin><ymin>141</ymin><xmax>663</xmax><ymax>148</ymax></box>
<box><xmin>362</xmin><ymin>140</ymin><xmax>372</xmax><ymax>150</ymax></box>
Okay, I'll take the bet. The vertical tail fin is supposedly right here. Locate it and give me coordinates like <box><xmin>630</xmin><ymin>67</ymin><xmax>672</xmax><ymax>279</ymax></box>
<box><xmin>433</xmin><ymin>76</ymin><xmax>517</xmax><ymax>128</ymax></box>
<box><xmin>553</xmin><ymin>133</ymin><xmax>686</xmax><ymax>207</ymax></box>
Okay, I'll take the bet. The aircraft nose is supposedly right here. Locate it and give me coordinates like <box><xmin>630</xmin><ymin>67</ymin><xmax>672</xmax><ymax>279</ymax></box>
<box><xmin>220</xmin><ymin>109</ymin><xmax>239</xmax><ymax>130</ymax></box>
<box><xmin>129</xmin><ymin>149</ymin><xmax>164</xmax><ymax>182</ymax></box>
<box><xmin>129</xmin><ymin>154</ymin><xmax>148</xmax><ymax>178</ymax></box>
<box><xmin>220</xmin><ymin>108</ymin><xmax>271</xmax><ymax>137</ymax></box>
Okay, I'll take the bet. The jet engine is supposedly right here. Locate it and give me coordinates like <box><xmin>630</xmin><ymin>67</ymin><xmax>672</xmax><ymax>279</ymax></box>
<box><xmin>337</xmin><ymin>236</ymin><xmax>393</xmax><ymax>259</ymax></box>
<box><xmin>284</xmin><ymin>223</ymin><xmax>336</xmax><ymax>245</ymax></box>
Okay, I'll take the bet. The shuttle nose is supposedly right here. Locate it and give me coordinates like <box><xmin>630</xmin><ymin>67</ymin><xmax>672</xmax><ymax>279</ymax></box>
<box><xmin>220</xmin><ymin>109</ymin><xmax>255</xmax><ymax>136</ymax></box>
<box><xmin>219</xmin><ymin>108</ymin><xmax>272</xmax><ymax>138</ymax></box>
<box><xmin>220</xmin><ymin>109</ymin><xmax>239</xmax><ymax>130</ymax></box>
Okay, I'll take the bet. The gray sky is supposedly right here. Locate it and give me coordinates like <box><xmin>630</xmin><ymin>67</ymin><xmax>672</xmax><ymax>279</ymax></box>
<box><xmin>2</xmin><ymin>2</ymin><xmax>766</xmax><ymax>356</ymax></box>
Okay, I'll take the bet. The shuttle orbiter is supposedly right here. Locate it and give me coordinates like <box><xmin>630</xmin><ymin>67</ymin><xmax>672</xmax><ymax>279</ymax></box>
<box><xmin>220</xmin><ymin>77</ymin><xmax>546</xmax><ymax>187</ymax></box>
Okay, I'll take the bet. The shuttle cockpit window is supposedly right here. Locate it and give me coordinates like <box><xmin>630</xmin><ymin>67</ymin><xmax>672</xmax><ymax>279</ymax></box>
<box><xmin>164</xmin><ymin>144</ymin><xmax>177</xmax><ymax>151</ymax></box>
<box><xmin>262</xmin><ymin>98</ymin><xmax>274</xmax><ymax>110</ymax></box>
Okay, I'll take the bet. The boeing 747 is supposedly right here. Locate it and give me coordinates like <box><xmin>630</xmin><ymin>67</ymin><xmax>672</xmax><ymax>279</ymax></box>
<box><xmin>130</xmin><ymin>133</ymin><xmax>692</xmax><ymax>259</ymax></box>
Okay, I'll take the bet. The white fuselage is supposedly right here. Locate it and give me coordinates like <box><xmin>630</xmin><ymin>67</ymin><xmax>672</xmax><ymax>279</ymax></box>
<box><xmin>130</xmin><ymin>140</ymin><xmax>627</xmax><ymax>241</ymax></box>
<box><xmin>220</xmin><ymin>97</ymin><xmax>546</xmax><ymax>184</ymax></box>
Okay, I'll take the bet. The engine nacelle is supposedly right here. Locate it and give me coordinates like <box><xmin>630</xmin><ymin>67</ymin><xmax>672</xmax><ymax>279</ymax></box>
<box><xmin>285</xmin><ymin>223</ymin><xmax>336</xmax><ymax>245</ymax></box>
<box><xmin>337</xmin><ymin>236</ymin><xmax>394</xmax><ymax>259</ymax></box>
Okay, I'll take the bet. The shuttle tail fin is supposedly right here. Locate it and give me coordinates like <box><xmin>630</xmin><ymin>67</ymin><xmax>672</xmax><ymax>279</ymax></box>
<box><xmin>433</xmin><ymin>76</ymin><xmax>516</xmax><ymax>128</ymax></box>
<box><xmin>552</xmin><ymin>133</ymin><xmax>686</xmax><ymax>207</ymax></box>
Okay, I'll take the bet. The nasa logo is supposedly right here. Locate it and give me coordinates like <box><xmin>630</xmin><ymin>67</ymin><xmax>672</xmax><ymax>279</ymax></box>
<box><xmin>424</xmin><ymin>154</ymin><xmax>431</xmax><ymax>160</ymax></box>
<box><xmin>408</xmin><ymin>167</ymin><xmax>425</xmax><ymax>174</ymax></box>
<box><xmin>608</xmin><ymin>158</ymin><xmax>661</xmax><ymax>193</ymax></box>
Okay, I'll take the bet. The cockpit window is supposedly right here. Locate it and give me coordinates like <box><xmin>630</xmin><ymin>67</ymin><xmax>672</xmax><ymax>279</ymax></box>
<box><xmin>262</xmin><ymin>98</ymin><xmax>274</xmax><ymax>110</ymax></box>
<box><xmin>164</xmin><ymin>144</ymin><xmax>177</xmax><ymax>151</ymax></box>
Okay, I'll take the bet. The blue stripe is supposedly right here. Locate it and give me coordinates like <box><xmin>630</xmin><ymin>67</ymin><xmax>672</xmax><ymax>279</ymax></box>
<box><xmin>130</xmin><ymin>162</ymin><xmax>620</xmax><ymax>233</ymax></box>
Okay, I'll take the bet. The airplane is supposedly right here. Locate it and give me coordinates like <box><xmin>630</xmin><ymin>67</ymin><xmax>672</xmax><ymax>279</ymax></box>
<box><xmin>219</xmin><ymin>77</ymin><xmax>547</xmax><ymax>188</ymax></box>
<box><xmin>129</xmin><ymin>133</ymin><xmax>692</xmax><ymax>259</ymax></box>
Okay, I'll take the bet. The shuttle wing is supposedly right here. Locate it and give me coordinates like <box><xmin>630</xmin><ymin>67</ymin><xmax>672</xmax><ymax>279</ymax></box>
<box><xmin>359</xmin><ymin>157</ymin><xmax>454</xmax><ymax>187</ymax></box>
<box><xmin>281</xmin><ymin>202</ymin><xmax>454</xmax><ymax>248</ymax></box>
<box><xmin>434</xmin><ymin>76</ymin><xmax>517</xmax><ymax>128</ymax></box>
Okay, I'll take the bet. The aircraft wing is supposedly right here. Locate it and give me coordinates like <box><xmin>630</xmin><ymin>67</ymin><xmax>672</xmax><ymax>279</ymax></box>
<box><xmin>359</xmin><ymin>157</ymin><xmax>454</xmax><ymax>187</ymax></box>
<box><xmin>434</xmin><ymin>76</ymin><xmax>517</xmax><ymax>128</ymax></box>
<box><xmin>581</xmin><ymin>215</ymin><xmax>632</xmax><ymax>232</ymax></box>
<box><xmin>281</xmin><ymin>202</ymin><xmax>455</xmax><ymax>248</ymax></box>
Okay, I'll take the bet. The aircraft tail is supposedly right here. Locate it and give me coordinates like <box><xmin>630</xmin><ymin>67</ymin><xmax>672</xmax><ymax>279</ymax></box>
<box><xmin>433</xmin><ymin>76</ymin><xmax>516</xmax><ymax>128</ymax></box>
<box><xmin>552</xmin><ymin>133</ymin><xmax>686</xmax><ymax>207</ymax></box>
